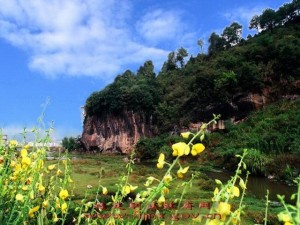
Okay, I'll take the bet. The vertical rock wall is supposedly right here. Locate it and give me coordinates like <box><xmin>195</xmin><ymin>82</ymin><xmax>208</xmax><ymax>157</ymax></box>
<box><xmin>81</xmin><ymin>111</ymin><xmax>154</xmax><ymax>154</ymax></box>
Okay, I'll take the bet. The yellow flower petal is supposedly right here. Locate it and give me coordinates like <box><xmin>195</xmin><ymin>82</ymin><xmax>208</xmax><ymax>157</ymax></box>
<box><xmin>59</xmin><ymin>189</ymin><xmax>69</xmax><ymax>200</ymax></box>
<box><xmin>172</xmin><ymin>142</ymin><xmax>190</xmax><ymax>157</ymax></box>
<box><xmin>21</xmin><ymin>157</ymin><xmax>31</xmax><ymax>167</ymax></box>
<box><xmin>20</xmin><ymin>149</ymin><xmax>28</xmax><ymax>157</ymax></box>
<box><xmin>191</xmin><ymin>149</ymin><xmax>197</xmax><ymax>156</ymax></box>
<box><xmin>42</xmin><ymin>200</ymin><xmax>49</xmax><ymax>208</ymax></box>
<box><xmin>122</xmin><ymin>185</ymin><xmax>131</xmax><ymax>195</ymax></box>
<box><xmin>102</xmin><ymin>187</ymin><xmax>108</xmax><ymax>195</ymax></box>
<box><xmin>15</xmin><ymin>194</ymin><xmax>24</xmax><ymax>202</ymax></box>
<box><xmin>157</xmin><ymin>195</ymin><xmax>165</xmax><ymax>207</ymax></box>
<box><xmin>158</xmin><ymin>153</ymin><xmax>165</xmax><ymax>163</ymax></box>
<box><xmin>192</xmin><ymin>143</ymin><xmax>205</xmax><ymax>155</ymax></box>
<box><xmin>48</xmin><ymin>164</ymin><xmax>56</xmax><ymax>170</ymax></box>
<box><xmin>218</xmin><ymin>202</ymin><xmax>231</xmax><ymax>216</ymax></box>
<box><xmin>163</xmin><ymin>174</ymin><xmax>172</xmax><ymax>183</ymax></box>
<box><xmin>232</xmin><ymin>186</ymin><xmax>240</xmax><ymax>197</ymax></box>
<box><xmin>214</xmin><ymin>187</ymin><xmax>219</xmax><ymax>196</ymax></box>
<box><xmin>239</xmin><ymin>178</ymin><xmax>246</xmax><ymax>190</ymax></box>
<box><xmin>28</xmin><ymin>206</ymin><xmax>40</xmax><ymax>218</ymax></box>
<box><xmin>130</xmin><ymin>185</ymin><xmax>138</xmax><ymax>191</ymax></box>
<box><xmin>61</xmin><ymin>202</ymin><xmax>68</xmax><ymax>214</ymax></box>
<box><xmin>177</xmin><ymin>166</ymin><xmax>189</xmax><ymax>178</ymax></box>
<box><xmin>181</xmin><ymin>132</ymin><xmax>190</xmax><ymax>139</ymax></box>
<box><xmin>157</xmin><ymin>162</ymin><xmax>164</xmax><ymax>169</ymax></box>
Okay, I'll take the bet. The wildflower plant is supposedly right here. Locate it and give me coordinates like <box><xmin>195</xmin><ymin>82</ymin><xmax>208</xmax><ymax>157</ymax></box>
<box><xmin>0</xmin><ymin>128</ymin><xmax>73</xmax><ymax>225</ymax></box>
<box><xmin>276</xmin><ymin>176</ymin><xmax>300</xmax><ymax>225</ymax></box>
<box><xmin>1</xmin><ymin>113</ymin><xmax>300</xmax><ymax>225</ymax></box>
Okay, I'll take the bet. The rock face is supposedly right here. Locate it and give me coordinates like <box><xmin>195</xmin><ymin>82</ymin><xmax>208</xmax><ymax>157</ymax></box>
<box><xmin>81</xmin><ymin>111</ymin><xmax>154</xmax><ymax>154</ymax></box>
<box><xmin>201</xmin><ymin>92</ymin><xmax>269</xmax><ymax>121</ymax></box>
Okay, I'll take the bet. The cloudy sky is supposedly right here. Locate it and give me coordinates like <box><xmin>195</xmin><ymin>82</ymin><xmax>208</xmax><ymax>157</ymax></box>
<box><xmin>0</xmin><ymin>0</ymin><xmax>289</xmax><ymax>141</ymax></box>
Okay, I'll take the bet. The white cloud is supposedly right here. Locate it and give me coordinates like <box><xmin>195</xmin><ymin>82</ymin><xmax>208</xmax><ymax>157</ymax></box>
<box><xmin>136</xmin><ymin>9</ymin><xmax>184</xmax><ymax>44</ymax></box>
<box><xmin>223</xmin><ymin>6</ymin><xmax>267</xmax><ymax>24</ymax></box>
<box><xmin>0</xmin><ymin>0</ymin><xmax>185</xmax><ymax>78</ymax></box>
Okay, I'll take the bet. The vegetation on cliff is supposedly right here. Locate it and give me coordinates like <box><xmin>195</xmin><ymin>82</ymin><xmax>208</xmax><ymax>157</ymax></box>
<box><xmin>85</xmin><ymin>0</ymin><xmax>300</xmax><ymax>132</ymax></box>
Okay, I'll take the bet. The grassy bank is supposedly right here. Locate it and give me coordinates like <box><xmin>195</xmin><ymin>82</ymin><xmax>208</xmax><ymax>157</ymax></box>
<box><xmin>47</xmin><ymin>153</ymin><xmax>286</xmax><ymax>225</ymax></box>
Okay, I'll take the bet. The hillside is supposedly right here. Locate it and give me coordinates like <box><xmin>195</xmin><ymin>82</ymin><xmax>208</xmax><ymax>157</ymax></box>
<box><xmin>82</xmin><ymin>2</ymin><xmax>300</xmax><ymax>154</ymax></box>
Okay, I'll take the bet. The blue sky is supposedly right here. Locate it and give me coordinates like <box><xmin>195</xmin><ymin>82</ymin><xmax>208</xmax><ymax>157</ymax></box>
<box><xmin>0</xmin><ymin>0</ymin><xmax>289</xmax><ymax>141</ymax></box>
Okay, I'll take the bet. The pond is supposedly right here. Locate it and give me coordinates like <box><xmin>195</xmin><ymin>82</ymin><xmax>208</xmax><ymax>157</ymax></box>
<box><xmin>205</xmin><ymin>171</ymin><xmax>297</xmax><ymax>204</ymax></box>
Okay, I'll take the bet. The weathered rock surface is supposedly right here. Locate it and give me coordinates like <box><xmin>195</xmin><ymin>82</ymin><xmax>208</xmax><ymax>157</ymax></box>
<box><xmin>200</xmin><ymin>92</ymin><xmax>269</xmax><ymax>121</ymax></box>
<box><xmin>81</xmin><ymin>111</ymin><xmax>154</xmax><ymax>154</ymax></box>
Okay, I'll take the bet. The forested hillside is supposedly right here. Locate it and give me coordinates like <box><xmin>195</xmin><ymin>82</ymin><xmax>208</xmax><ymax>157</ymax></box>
<box><xmin>83</xmin><ymin>0</ymin><xmax>300</xmax><ymax>178</ymax></box>
<box><xmin>85</xmin><ymin>0</ymin><xmax>299</xmax><ymax>133</ymax></box>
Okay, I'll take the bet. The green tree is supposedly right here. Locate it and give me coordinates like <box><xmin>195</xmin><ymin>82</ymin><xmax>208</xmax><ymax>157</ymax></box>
<box><xmin>249</xmin><ymin>15</ymin><xmax>260</xmax><ymax>31</ymax></box>
<box><xmin>222</xmin><ymin>22</ymin><xmax>243</xmax><ymax>48</ymax></box>
<box><xmin>208</xmin><ymin>32</ymin><xmax>225</xmax><ymax>54</ymax></box>
<box><xmin>260</xmin><ymin>9</ymin><xmax>277</xmax><ymax>30</ymax></box>
<box><xmin>176</xmin><ymin>47</ymin><xmax>188</xmax><ymax>68</ymax></box>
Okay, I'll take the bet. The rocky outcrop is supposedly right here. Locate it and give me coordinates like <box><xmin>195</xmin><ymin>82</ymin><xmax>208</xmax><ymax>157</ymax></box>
<box><xmin>81</xmin><ymin>111</ymin><xmax>154</xmax><ymax>154</ymax></box>
<box><xmin>200</xmin><ymin>92</ymin><xmax>270</xmax><ymax>121</ymax></box>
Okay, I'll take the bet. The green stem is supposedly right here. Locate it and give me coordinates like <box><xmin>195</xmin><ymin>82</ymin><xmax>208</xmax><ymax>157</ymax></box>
<box><xmin>264</xmin><ymin>190</ymin><xmax>269</xmax><ymax>225</ymax></box>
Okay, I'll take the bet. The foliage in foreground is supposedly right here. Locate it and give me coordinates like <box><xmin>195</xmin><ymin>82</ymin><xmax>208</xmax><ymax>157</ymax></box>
<box><xmin>1</xmin><ymin>118</ymin><xmax>299</xmax><ymax>224</ymax></box>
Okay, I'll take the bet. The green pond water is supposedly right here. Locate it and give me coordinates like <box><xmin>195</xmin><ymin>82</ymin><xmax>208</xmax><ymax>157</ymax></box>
<box><xmin>205</xmin><ymin>171</ymin><xmax>297</xmax><ymax>204</ymax></box>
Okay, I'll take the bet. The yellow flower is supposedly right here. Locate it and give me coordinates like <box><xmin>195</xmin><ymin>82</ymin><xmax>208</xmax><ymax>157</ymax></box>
<box><xmin>22</xmin><ymin>186</ymin><xmax>28</xmax><ymax>191</ymax></box>
<box><xmin>172</xmin><ymin>142</ymin><xmax>190</xmax><ymax>157</ymax></box>
<box><xmin>24</xmin><ymin>144</ymin><xmax>30</xmax><ymax>149</ymax></box>
<box><xmin>160</xmin><ymin>222</ymin><xmax>166</xmax><ymax>225</ymax></box>
<box><xmin>214</xmin><ymin>187</ymin><xmax>219</xmax><ymax>196</ymax></box>
<box><xmin>56</xmin><ymin>197</ymin><xmax>61</xmax><ymax>208</ymax></box>
<box><xmin>181</xmin><ymin>132</ymin><xmax>191</xmax><ymax>139</ymax></box>
<box><xmin>208</xmin><ymin>219</ymin><xmax>219</xmax><ymax>225</ymax></box>
<box><xmin>218</xmin><ymin>202</ymin><xmax>231</xmax><ymax>216</ymax></box>
<box><xmin>10</xmin><ymin>160</ymin><xmax>17</xmax><ymax>168</ymax></box>
<box><xmin>21</xmin><ymin>156</ymin><xmax>31</xmax><ymax>167</ymax></box>
<box><xmin>161</xmin><ymin>187</ymin><xmax>169</xmax><ymax>195</ymax></box>
<box><xmin>9</xmin><ymin>140</ymin><xmax>18</xmax><ymax>148</ymax></box>
<box><xmin>26</xmin><ymin>177</ymin><xmax>33</xmax><ymax>185</ymax></box>
<box><xmin>163</xmin><ymin>174</ymin><xmax>172</xmax><ymax>183</ymax></box>
<box><xmin>191</xmin><ymin>143</ymin><xmax>205</xmax><ymax>156</ymax></box>
<box><xmin>232</xmin><ymin>186</ymin><xmax>240</xmax><ymax>197</ymax></box>
<box><xmin>53</xmin><ymin>213</ymin><xmax>59</xmax><ymax>222</ymax></box>
<box><xmin>42</xmin><ymin>200</ymin><xmax>49</xmax><ymax>208</ymax></box>
<box><xmin>61</xmin><ymin>202</ymin><xmax>68</xmax><ymax>214</ymax></box>
<box><xmin>28</xmin><ymin>206</ymin><xmax>40</xmax><ymax>218</ymax></box>
<box><xmin>177</xmin><ymin>166</ymin><xmax>189</xmax><ymax>178</ymax></box>
<box><xmin>102</xmin><ymin>187</ymin><xmax>108</xmax><ymax>195</ymax></box>
<box><xmin>157</xmin><ymin>153</ymin><xmax>165</xmax><ymax>169</ymax></box>
<box><xmin>157</xmin><ymin>195</ymin><xmax>165</xmax><ymax>207</ymax></box>
<box><xmin>122</xmin><ymin>185</ymin><xmax>131</xmax><ymax>195</ymax></box>
<box><xmin>15</xmin><ymin>193</ymin><xmax>24</xmax><ymax>202</ymax></box>
<box><xmin>130</xmin><ymin>185</ymin><xmax>138</xmax><ymax>191</ymax></box>
<box><xmin>59</xmin><ymin>189</ymin><xmax>69</xmax><ymax>200</ymax></box>
<box><xmin>284</xmin><ymin>222</ymin><xmax>293</xmax><ymax>225</ymax></box>
<box><xmin>39</xmin><ymin>184</ymin><xmax>45</xmax><ymax>193</ymax></box>
<box><xmin>56</xmin><ymin>169</ymin><xmax>63</xmax><ymax>176</ymax></box>
<box><xmin>278</xmin><ymin>212</ymin><xmax>292</xmax><ymax>223</ymax></box>
<box><xmin>48</xmin><ymin>164</ymin><xmax>56</xmax><ymax>170</ymax></box>
<box><xmin>239</xmin><ymin>178</ymin><xmax>246</xmax><ymax>190</ymax></box>
<box><xmin>20</xmin><ymin>149</ymin><xmax>28</xmax><ymax>157</ymax></box>
<box><xmin>29</xmin><ymin>190</ymin><xmax>34</xmax><ymax>199</ymax></box>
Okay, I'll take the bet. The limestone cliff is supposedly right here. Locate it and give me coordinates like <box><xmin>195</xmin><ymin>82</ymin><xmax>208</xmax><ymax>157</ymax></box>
<box><xmin>81</xmin><ymin>111</ymin><xmax>154</xmax><ymax>154</ymax></box>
